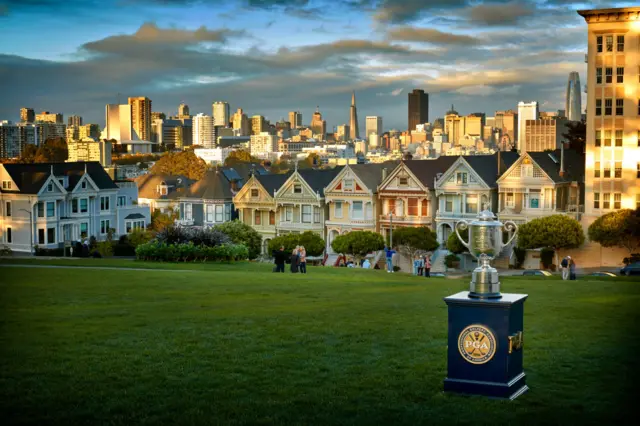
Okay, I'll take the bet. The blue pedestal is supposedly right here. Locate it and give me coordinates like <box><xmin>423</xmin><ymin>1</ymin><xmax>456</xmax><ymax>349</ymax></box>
<box><xmin>444</xmin><ymin>291</ymin><xmax>528</xmax><ymax>400</ymax></box>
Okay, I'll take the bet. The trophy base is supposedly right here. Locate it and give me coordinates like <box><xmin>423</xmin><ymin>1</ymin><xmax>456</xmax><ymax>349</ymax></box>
<box><xmin>469</xmin><ymin>264</ymin><xmax>501</xmax><ymax>299</ymax></box>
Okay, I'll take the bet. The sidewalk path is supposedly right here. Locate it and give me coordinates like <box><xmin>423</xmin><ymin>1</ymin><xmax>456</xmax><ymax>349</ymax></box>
<box><xmin>0</xmin><ymin>264</ymin><xmax>196</xmax><ymax>273</ymax></box>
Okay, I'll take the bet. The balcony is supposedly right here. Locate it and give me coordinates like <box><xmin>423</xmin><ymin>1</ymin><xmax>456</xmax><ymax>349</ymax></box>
<box><xmin>277</xmin><ymin>221</ymin><xmax>323</xmax><ymax>231</ymax></box>
<box><xmin>435</xmin><ymin>210</ymin><xmax>478</xmax><ymax>220</ymax></box>
<box><xmin>378</xmin><ymin>215</ymin><xmax>432</xmax><ymax>225</ymax></box>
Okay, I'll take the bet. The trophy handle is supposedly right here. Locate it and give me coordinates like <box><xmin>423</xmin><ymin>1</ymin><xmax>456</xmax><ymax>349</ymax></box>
<box><xmin>503</xmin><ymin>221</ymin><xmax>518</xmax><ymax>247</ymax></box>
<box><xmin>455</xmin><ymin>220</ymin><xmax>470</xmax><ymax>250</ymax></box>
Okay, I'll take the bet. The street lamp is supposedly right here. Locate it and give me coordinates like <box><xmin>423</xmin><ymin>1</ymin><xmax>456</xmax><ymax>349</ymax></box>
<box><xmin>19</xmin><ymin>208</ymin><xmax>34</xmax><ymax>255</ymax></box>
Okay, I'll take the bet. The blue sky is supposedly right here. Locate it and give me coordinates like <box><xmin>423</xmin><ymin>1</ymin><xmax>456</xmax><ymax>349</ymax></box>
<box><xmin>0</xmin><ymin>0</ymin><xmax>635</xmax><ymax>131</ymax></box>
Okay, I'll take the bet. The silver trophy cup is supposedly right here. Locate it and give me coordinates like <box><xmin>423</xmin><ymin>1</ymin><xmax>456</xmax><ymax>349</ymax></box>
<box><xmin>455</xmin><ymin>210</ymin><xmax>518</xmax><ymax>299</ymax></box>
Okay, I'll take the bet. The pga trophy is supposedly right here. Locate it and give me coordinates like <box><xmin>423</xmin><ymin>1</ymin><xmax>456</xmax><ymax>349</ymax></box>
<box><xmin>443</xmin><ymin>209</ymin><xmax>528</xmax><ymax>400</ymax></box>
<box><xmin>454</xmin><ymin>210</ymin><xmax>518</xmax><ymax>299</ymax></box>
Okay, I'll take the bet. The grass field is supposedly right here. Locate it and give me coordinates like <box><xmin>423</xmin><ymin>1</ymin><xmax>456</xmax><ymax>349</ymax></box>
<box><xmin>1</xmin><ymin>260</ymin><xmax>639</xmax><ymax>425</ymax></box>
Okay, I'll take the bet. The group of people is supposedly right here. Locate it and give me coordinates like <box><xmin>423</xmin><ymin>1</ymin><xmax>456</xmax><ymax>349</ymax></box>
<box><xmin>560</xmin><ymin>255</ymin><xmax>577</xmax><ymax>280</ymax></box>
<box><xmin>413</xmin><ymin>253</ymin><xmax>433</xmax><ymax>277</ymax></box>
<box><xmin>272</xmin><ymin>245</ymin><xmax>307</xmax><ymax>274</ymax></box>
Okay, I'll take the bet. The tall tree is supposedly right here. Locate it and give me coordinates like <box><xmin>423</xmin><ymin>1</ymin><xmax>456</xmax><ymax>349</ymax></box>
<box><xmin>224</xmin><ymin>149</ymin><xmax>256</xmax><ymax>167</ymax></box>
<box><xmin>517</xmin><ymin>215</ymin><xmax>584</xmax><ymax>250</ymax></box>
<box><xmin>331</xmin><ymin>231</ymin><xmax>384</xmax><ymax>263</ymax></box>
<box><xmin>562</xmin><ymin>119</ymin><xmax>586</xmax><ymax>154</ymax></box>
<box><xmin>150</xmin><ymin>151</ymin><xmax>206</xmax><ymax>180</ymax></box>
<box><xmin>391</xmin><ymin>227</ymin><xmax>439</xmax><ymax>260</ymax></box>
<box><xmin>588</xmin><ymin>208</ymin><xmax>640</xmax><ymax>256</ymax></box>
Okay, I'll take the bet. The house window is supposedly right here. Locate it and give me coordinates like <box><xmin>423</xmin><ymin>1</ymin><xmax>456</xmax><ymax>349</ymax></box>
<box><xmin>616</xmin><ymin>67</ymin><xmax>624</xmax><ymax>83</ymax></box>
<box><xmin>1</xmin><ymin>181</ymin><xmax>11</xmax><ymax>189</ymax></box>
<box><xmin>215</xmin><ymin>205</ymin><xmax>224</xmax><ymax>222</ymax></box>
<box><xmin>117</xmin><ymin>196</ymin><xmax>126</xmax><ymax>207</ymax></box>
<box><xmin>594</xmin><ymin>193</ymin><xmax>600</xmax><ymax>209</ymax></box>
<box><xmin>506</xmin><ymin>193</ymin><xmax>515</xmax><ymax>208</ymax></box>
<box><xmin>6</xmin><ymin>227</ymin><xmax>11</xmax><ymax>244</ymax></box>
<box><xmin>614</xmin><ymin>193</ymin><xmax>621</xmax><ymax>209</ymax></box>
<box><xmin>594</xmin><ymin>162</ymin><xmax>600</xmax><ymax>178</ymax></box>
<box><xmin>407</xmin><ymin>198</ymin><xmax>418</xmax><ymax>216</ymax></box>
<box><xmin>604</xmin><ymin>165</ymin><xmax>611</xmax><ymax>178</ymax></box>
<box><xmin>225</xmin><ymin>204</ymin><xmax>231</xmax><ymax>221</ymax></box>
<box><xmin>615</xmin><ymin>162</ymin><xmax>622</xmax><ymax>178</ymax></box>
<box><xmin>100</xmin><ymin>220</ymin><xmax>110</xmax><ymax>234</ymax></box>
<box><xmin>80</xmin><ymin>223</ymin><xmax>88</xmax><ymax>238</ymax></box>
<box><xmin>597</xmin><ymin>36</ymin><xmax>603</xmax><ymax>52</ymax></box>
<box><xmin>529</xmin><ymin>190</ymin><xmax>540</xmax><ymax>209</ymax></box>
<box><xmin>595</xmin><ymin>99</ymin><xmax>601</xmax><ymax>116</ymax></box>
<box><xmin>351</xmin><ymin>202</ymin><xmax>363</xmax><ymax>220</ymax></box>
<box><xmin>456</xmin><ymin>172</ymin><xmax>468</xmax><ymax>185</ymax></box>
<box><xmin>72</xmin><ymin>199</ymin><xmax>78</xmax><ymax>213</ymax></box>
<box><xmin>603</xmin><ymin>193</ymin><xmax>611</xmax><ymax>209</ymax></box>
<box><xmin>466</xmin><ymin>195</ymin><xmax>478</xmax><ymax>214</ymax></box>
<box><xmin>206</xmin><ymin>205</ymin><xmax>214</xmax><ymax>222</ymax></box>
<box><xmin>366</xmin><ymin>203</ymin><xmax>373</xmax><ymax>219</ymax></box>
<box><xmin>615</xmin><ymin>130</ymin><xmax>623</xmax><ymax>147</ymax></box>
<box><xmin>185</xmin><ymin>203</ymin><xmax>192</xmax><ymax>220</ymax></box>
<box><xmin>596</xmin><ymin>68</ymin><xmax>602</xmax><ymax>84</ymax></box>
<box><xmin>314</xmin><ymin>206</ymin><xmax>321</xmax><ymax>223</ymax></box>
<box><xmin>100</xmin><ymin>196</ymin><xmax>110</xmax><ymax>211</ymax></box>
<box><xmin>396</xmin><ymin>199</ymin><xmax>404</xmax><ymax>216</ymax></box>
<box><xmin>617</xmin><ymin>35</ymin><xmax>624</xmax><ymax>52</ymax></box>
<box><xmin>445</xmin><ymin>195</ymin><xmax>453</xmax><ymax>212</ymax></box>
<box><xmin>47</xmin><ymin>182</ymin><xmax>53</xmax><ymax>192</ymax></box>
<box><xmin>47</xmin><ymin>227</ymin><xmax>56</xmax><ymax>243</ymax></box>
<box><xmin>605</xmin><ymin>67</ymin><xmax>612</xmax><ymax>83</ymax></box>
<box><xmin>335</xmin><ymin>201</ymin><xmax>343</xmax><ymax>218</ymax></box>
<box><xmin>387</xmin><ymin>199</ymin><xmax>395</xmax><ymax>215</ymax></box>
<box><xmin>254</xmin><ymin>210</ymin><xmax>261</xmax><ymax>225</ymax></box>
<box><xmin>285</xmin><ymin>206</ymin><xmax>292</xmax><ymax>221</ymax></box>
<box><xmin>343</xmin><ymin>179</ymin><xmax>354</xmax><ymax>191</ymax></box>
<box><xmin>421</xmin><ymin>199</ymin><xmax>428</xmax><ymax>216</ymax></box>
<box><xmin>251</xmin><ymin>189</ymin><xmax>259</xmax><ymax>198</ymax></box>
<box><xmin>302</xmin><ymin>205</ymin><xmax>312</xmax><ymax>222</ymax></box>
<box><xmin>595</xmin><ymin>130</ymin><xmax>601</xmax><ymax>147</ymax></box>
<box><xmin>606</xmin><ymin>35</ymin><xmax>613</xmax><ymax>52</ymax></box>
<box><xmin>5</xmin><ymin>201</ymin><xmax>11</xmax><ymax>217</ymax></box>
<box><xmin>604</xmin><ymin>130</ymin><xmax>612</xmax><ymax>147</ymax></box>
<box><xmin>46</xmin><ymin>202</ymin><xmax>55</xmax><ymax>217</ymax></box>
<box><xmin>616</xmin><ymin>99</ymin><xmax>623</xmax><ymax>115</ymax></box>
<box><xmin>37</xmin><ymin>202</ymin><xmax>44</xmax><ymax>218</ymax></box>
<box><xmin>81</xmin><ymin>181</ymin><xmax>86</xmax><ymax>189</ymax></box>
<box><xmin>293</xmin><ymin>184</ymin><xmax>302</xmax><ymax>194</ymax></box>
<box><xmin>605</xmin><ymin>98</ymin><xmax>612</xmax><ymax>116</ymax></box>
<box><xmin>269</xmin><ymin>211</ymin><xmax>276</xmax><ymax>225</ymax></box>
<box><xmin>80</xmin><ymin>199</ymin><xmax>88</xmax><ymax>213</ymax></box>
<box><xmin>38</xmin><ymin>229</ymin><xmax>45</xmax><ymax>245</ymax></box>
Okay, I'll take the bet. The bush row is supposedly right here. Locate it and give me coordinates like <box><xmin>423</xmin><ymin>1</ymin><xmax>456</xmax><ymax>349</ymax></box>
<box><xmin>135</xmin><ymin>241</ymin><xmax>249</xmax><ymax>262</ymax></box>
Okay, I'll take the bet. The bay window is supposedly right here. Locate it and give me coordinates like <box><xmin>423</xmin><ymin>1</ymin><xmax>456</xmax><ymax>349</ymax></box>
<box><xmin>351</xmin><ymin>201</ymin><xmax>363</xmax><ymax>219</ymax></box>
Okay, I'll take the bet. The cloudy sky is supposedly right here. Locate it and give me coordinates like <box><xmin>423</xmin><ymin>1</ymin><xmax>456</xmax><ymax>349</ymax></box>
<box><xmin>0</xmin><ymin>0</ymin><xmax>634</xmax><ymax>131</ymax></box>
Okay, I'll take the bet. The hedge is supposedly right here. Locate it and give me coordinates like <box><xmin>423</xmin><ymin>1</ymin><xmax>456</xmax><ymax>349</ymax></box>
<box><xmin>135</xmin><ymin>241</ymin><xmax>249</xmax><ymax>262</ymax></box>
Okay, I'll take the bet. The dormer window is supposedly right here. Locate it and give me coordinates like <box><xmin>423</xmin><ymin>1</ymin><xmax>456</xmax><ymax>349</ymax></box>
<box><xmin>47</xmin><ymin>183</ymin><xmax>53</xmax><ymax>192</ymax></box>
<box><xmin>293</xmin><ymin>184</ymin><xmax>302</xmax><ymax>194</ymax></box>
<box><xmin>399</xmin><ymin>177</ymin><xmax>408</xmax><ymax>186</ymax></box>
<box><xmin>456</xmin><ymin>172</ymin><xmax>468</xmax><ymax>185</ymax></box>
<box><xmin>343</xmin><ymin>179</ymin><xmax>354</xmax><ymax>191</ymax></box>
<box><xmin>251</xmin><ymin>189</ymin><xmax>259</xmax><ymax>198</ymax></box>
<box><xmin>157</xmin><ymin>184</ymin><xmax>168</xmax><ymax>196</ymax></box>
<box><xmin>81</xmin><ymin>181</ymin><xmax>87</xmax><ymax>189</ymax></box>
<box><xmin>1</xmin><ymin>181</ymin><xmax>11</xmax><ymax>190</ymax></box>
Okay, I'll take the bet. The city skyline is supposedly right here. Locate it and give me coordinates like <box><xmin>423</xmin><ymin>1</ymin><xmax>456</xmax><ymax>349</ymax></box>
<box><xmin>0</xmin><ymin>0</ymin><xmax>634</xmax><ymax>129</ymax></box>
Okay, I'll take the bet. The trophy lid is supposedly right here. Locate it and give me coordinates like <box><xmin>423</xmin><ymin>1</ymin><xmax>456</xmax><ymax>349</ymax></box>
<box><xmin>476</xmin><ymin>209</ymin><xmax>497</xmax><ymax>221</ymax></box>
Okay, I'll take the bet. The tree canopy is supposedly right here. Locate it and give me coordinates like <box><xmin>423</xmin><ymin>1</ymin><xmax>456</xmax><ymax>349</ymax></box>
<box><xmin>150</xmin><ymin>209</ymin><xmax>178</xmax><ymax>233</ymax></box>
<box><xmin>562</xmin><ymin>119</ymin><xmax>586</xmax><ymax>154</ymax></box>
<box><xmin>330</xmin><ymin>231</ymin><xmax>384</xmax><ymax>261</ymax></box>
<box><xmin>224</xmin><ymin>149</ymin><xmax>258</xmax><ymax>167</ymax></box>
<box><xmin>447</xmin><ymin>227</ymin><xmax>468</xmax><ymax>254</ymax></box>
<box><xmin>16</xmin><ymin>138</ymin><xmax>68</xmax><ymax>163</ymax></box>
<box><xmin>588</xmin><ymin>208</ymin><xmax>640</xmax><ymax>255</ymax></box>
<box><xmin>391</xmin><ymin>227</ymin><xmax>439</xmax><ymax>259</ymax></box>
<box><xmin>213</xmin><ymin>220</ymin><xmax>263</xmax><ymax>259</ymax></box>
<box><xmin>150</xmin><ymin>151</ymin><xmax>207</xmax><ymax>180</ymax></box>
<box><xmin>517</xmin><ymin>214</ymin><xmax>584</xmax><ymax>250</ymax></box>
<box><xmin>268</xmin><ymin>231</ymin><xmax>325</xmax><ymax>257</ymax></box>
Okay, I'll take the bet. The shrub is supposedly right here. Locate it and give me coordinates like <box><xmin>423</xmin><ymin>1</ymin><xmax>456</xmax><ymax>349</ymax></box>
<box><xmin>135</xmin><ymin>241</ymin><xmax>249</xmax><ymax>262</ymax></box>
<box><xmin>213</xmin><ymin>220</ymin><xmax>262</xmax><ymax>259</ymax></box>
<box><xmin>447</xmin><ymin>228</ymin><xmax>468</xmax><ymax>254</ymax></box>
<box><xmin>623</xmin><ymin>253</ymin><xmax>640</xmax><ymax>265</ymax></box>
<box><xmin>269</xmin><ymin>231</ymin><xmax>326</xmax><ymax>257</ymax></box>
<box><xmin>96</xmin><ymin>241</ymin><xmax>114</xmax><ymax>258</ymax></box>
<box><xmin>0</xmin><ymin>245</ymin><xmax>12</xmax><ymax>256</ymax></box>
<box><xmin>330</xmin><ymin>231</ymin><xmax>383</xmax><ymax>262</ymax></box>
<box><xmin>513</xmin><ymin>247</ymin><xmax>526</xmax><ymax>269</ymax></box>
<box><xmin>588</xmin><ymin>209</ymin><xmax>640</xmax><ymax>256</ymax></box>
<box><xmin>445</xmin><ymin>253</ymin><xmax>460</xmax><ymax>268</ymax></box>
<box><xmin>517</xmin><ymin>215</ymin><xmax>584</xmax><ymax>250</ymax></box>
<box><xmin>540</xmin><ymin>248</ymin><xmax>554</xmax><ymax>269</ymax></box>
<box><xmin>155</xmin><ymin>225</ymin><xmax>230</xmax><ymax>248</ymax></box>
<box><xmin>34</xmin><ymin>246</ymin><xmax>64</xmax><ymax>257</ymax></box>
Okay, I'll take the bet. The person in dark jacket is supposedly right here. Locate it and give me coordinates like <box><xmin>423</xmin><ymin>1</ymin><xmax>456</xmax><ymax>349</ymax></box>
<box><xmin>290</xmin><ymin>247</ymin><xmax>300</xmax><ymax>273</ymax></box>
<box><xmin>273</xmin><ymin>246</ymin><xmax>286</xmax><ymax>273</ymax></box>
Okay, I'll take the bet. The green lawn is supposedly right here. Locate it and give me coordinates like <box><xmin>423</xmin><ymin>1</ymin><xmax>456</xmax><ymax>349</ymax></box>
<box><xmin>0</xmin><ymin>261</ymin><xmax>638</xmax><ymax>425</ymax></box>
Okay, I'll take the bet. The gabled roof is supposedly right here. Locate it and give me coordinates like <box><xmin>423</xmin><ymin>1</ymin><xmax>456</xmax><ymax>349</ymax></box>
<box><xmin>348</xmin><ymin>161</ymin><xmax>400</xmax><ymax>193</ymax></box>
<box><xmin>403</xmin><ymin>156</ymin><xmax>459</xmax><ymax>188</ymax></box>
<box><xmin>528</xmin><ymin>149</ymin><xmax>584</xmax><ymax>183</ymax></box>
<box><xmin>135</xmin><ymin>173</ymin><xmax>194</xmax><ymax>200</ymax></box>
<box><xmin>297</xmin><ymin>167</ymin><xmax>344</xmax><ymax>196</ymax></box>
<box><xmin>1</xmin><ymin>162</ymin><xmax>117</xmax><ymax>194</ymax></box>
<box><xmin>463</xmin><ymin>152</ymin><xmax>519</xmax><ymax>188</ymax></box>
<box><xmin>181</xmin><ymin>170</ymin><xmax>233</xmax><ymax>200</ymax></box>
<box><xmin>255</xmin><ymin>172</ymin><xmax>291</xmax><ymax>195</ymax></box>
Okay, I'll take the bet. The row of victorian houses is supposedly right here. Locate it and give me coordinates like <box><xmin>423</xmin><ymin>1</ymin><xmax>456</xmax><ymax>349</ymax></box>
<box><xmin>131</xmin><ymin>147</ymin><xmax>585</xmax><ymax>256</ymax></box>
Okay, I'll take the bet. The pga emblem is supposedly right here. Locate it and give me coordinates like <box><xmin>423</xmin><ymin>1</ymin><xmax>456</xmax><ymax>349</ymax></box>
<box><xmin>458</xmin><ymin>324</ymin><xmax>497</xmax><ymax>365</ymax></box>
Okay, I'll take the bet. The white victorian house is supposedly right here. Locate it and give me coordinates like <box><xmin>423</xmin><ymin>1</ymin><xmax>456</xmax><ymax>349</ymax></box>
<box><xmin>434</xmin><ymin>152</ymin><xmax>519</xmax><ymax>244</ymax></box>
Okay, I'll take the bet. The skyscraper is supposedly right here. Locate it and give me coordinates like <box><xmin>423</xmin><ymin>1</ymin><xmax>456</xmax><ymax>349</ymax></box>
<box><xmin>232</xmin><ymin>108</ymin><xmax>250</xmax><ymax>136</ymax></box>
<box><xmin>288</xmin><ymin>111</ymin><xmax>302</xmax><ymax>129</ymax></box>
<box><xmin>35</xmin><ymin>111</ymin><xmax>63</xmax><ymax>124</ymax></box>
<box><xmin>310</xmin><ymin>107</ymin><xmax>327</xmax><ymax>140</ymax></box>
<box><xmin>408</xmin><ymin>89</ymin><xmax>429</xmax><ymax>132</ymax></box>
<box><xmin>365</xmin><ymin>116</ymin><xmax>383</xmax><ymax>137</ymax></box>
<box><xmin>178</xmin><ymin>103</ymin><xmax>190</xmax><ymax>118</ymax></box>
<box><xmin>192</xmin><ymin>113</ymin><xmax>214</xmax><ymax>148</ymax></box>
<box><xmin>212</xmin><ymin>102</ymin><xmax>230</xmax><ymax>127</ymax></box>
<box><xmin>128</xmin><ymin>97</ymin><xmax>152</xmax><ymax>141</ymax></box>
<box><xmin>517</xmin><ymin>101</ymin><xmax>539</xmax><ymax>151</ymax></box>
<box><xmin>20</xmin><ymin>108</ymin><xmax>34</xmax><ymax>123</ymax></box>
<box><xmin>349</xmin><ymin>91</ymin><xmax>359</xmax><ymax>140</ymax></box>
<box><xmin>68</xmin><ymin>115</ymin><xmax>83</xmax><ymax>128</ymax></box>
<box><xmin>565</xmin><ymin>72</ymin><xmax>582</xmax><ymax>121</ymax></box>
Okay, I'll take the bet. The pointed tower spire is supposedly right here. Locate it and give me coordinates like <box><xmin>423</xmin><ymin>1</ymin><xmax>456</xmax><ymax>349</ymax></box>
<box><xmin>351</xmin><ymin>91</ymin><xmax>356</xmax><ymax>106</ymax></box>
<box><xmin>50</xmin><ymin>165</ymin><xmax>54</xmax><ymax>175</ymax></box>
<box><xmin>349</xmin><ymin>90</ymin><xmax>359</xmax><ymax>140</ymax></box>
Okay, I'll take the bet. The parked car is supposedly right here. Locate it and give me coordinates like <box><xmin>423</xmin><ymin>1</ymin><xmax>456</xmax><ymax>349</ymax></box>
<box><xmin>620</xmin><ymin>262</ymin><xmax>640</xmax><ymax>276</ymax></box>
<box><xmin>522</xmin><ymin>270</ymin><xmax>552</xmax><ymax>277</ymax></box>
<box><xmin>590</xmin><ymin>271</ymin><xmax>617</xmax><ymax>277</ymax></box>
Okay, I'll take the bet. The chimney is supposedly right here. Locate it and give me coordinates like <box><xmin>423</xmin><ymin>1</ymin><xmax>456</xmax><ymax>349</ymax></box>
<box><xmin>559</xmin><ymin>142</ymin><xmax>565</xmax><ymax>177</ymax></box>
<box><xmin>497</xmin><ymin>149</ymin><xmax>502</xmax><ymax>177</ymax></box>
<box><xmin>382</xmin><ymin>168</ymin><xmax>388</xmax><ymax>181</ymax></box>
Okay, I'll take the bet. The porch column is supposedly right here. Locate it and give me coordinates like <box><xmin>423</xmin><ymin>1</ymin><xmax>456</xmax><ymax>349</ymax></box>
<box><xmin>251</xmin><ymin>208</ymin><xmax>255</xmax><ymax>226</ymax></box>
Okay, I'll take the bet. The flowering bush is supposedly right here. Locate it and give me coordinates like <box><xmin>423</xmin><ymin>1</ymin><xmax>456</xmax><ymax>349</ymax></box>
<box><xmin>135</xmin><ymin>241</ymin><xmax>248</xmax><ymax>262</ymax></box>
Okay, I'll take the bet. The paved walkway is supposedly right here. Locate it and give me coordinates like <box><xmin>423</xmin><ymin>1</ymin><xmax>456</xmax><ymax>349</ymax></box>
<box><xmin>0</xmin><ymin>264</ymin><xmax>196</xmax><ymax>273</ymax></box>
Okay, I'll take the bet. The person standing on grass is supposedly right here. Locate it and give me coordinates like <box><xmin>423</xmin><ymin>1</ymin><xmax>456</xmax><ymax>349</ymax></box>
<box><xmin>384</xmin><ymin>246</ymin><xmax>396</xmax><ymax>273</ymax></box>
<box><xmin>299</xmin><ymin>245</ymin><xmax>307</xmax><ymax>274</ymax></box>
<box><xmin>291</xmin><ymin>246</ymin><xmax>300</xmax><ymax>273</ymax></box>
<box><xmin>561</xmin><ymin>256</ymin><xmax>570</xmax><ymax>280</ymax></box>
<box><xmin>273</xmin><ymin>246</ymin><xmax>286</xmax><ymax>273</ymax></box>
<box><xmin>569</xmin><ymin>257</ymin><xmax>577</xmax><ymax>280</ymax></box>
<box><xmin>424</xmin><ymin>254</ymin><xmax>431</xmax><ymax>278</ymax></box>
